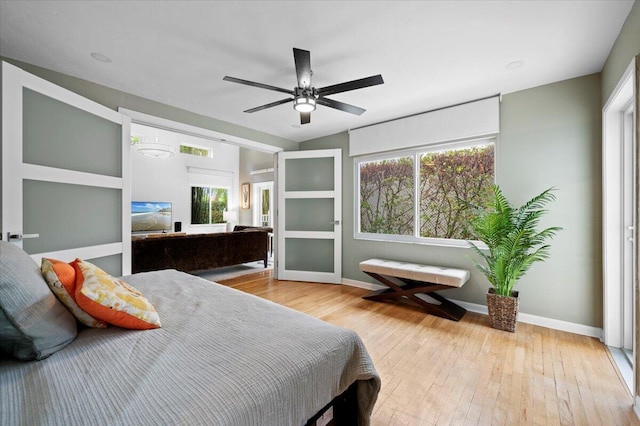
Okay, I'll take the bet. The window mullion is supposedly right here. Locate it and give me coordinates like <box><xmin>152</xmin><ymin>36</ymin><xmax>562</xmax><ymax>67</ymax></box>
<box><xmin>414</xmin><ymin>153</ymin><xmax>420</xmax><ymax>238</ymax></box>
<box><xmin>209</xmin><ymin>188</ymin><xmax>214</xmax><ymax>225</ymax></box>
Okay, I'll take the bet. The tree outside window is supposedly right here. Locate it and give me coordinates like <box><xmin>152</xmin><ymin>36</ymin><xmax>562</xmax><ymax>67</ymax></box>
<box><xmin>180</xmin><ymin>144</ymin><xmax>210</xmax><ymax>157</ymax></box>
<box><xmin>359</xmin><ymin>156</ymin><xmax>414</xmax><ymax>235</ymax></box>
<box><xmin>191</xmin><ymin>187</ymin><xmax>228</xmax><ymax>224</ymax></box>
<box><xmin>358</xmin><ymin>141</ymin><xmax>494</xmax><ymax>242</ymax></box>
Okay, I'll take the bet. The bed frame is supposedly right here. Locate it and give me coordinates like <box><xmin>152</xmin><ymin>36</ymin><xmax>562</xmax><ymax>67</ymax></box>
<box><xmin>305</xmin><ymin>382</ymin><xmax>358</xmax><ymax>426</ymax></box>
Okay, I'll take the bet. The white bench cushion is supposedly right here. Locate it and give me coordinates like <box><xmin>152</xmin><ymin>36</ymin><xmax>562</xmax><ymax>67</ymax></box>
<box><xmin>359</xmin><ymin>258</ymin><xmax>470</xmax><ymax>288</ymax></box>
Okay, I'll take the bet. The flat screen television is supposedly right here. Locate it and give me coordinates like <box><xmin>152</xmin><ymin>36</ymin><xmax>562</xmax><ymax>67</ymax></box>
<box><xmin>131</xmin><ymin>202</ymin><xmax>172</xmax><ymax>233</ymax></box>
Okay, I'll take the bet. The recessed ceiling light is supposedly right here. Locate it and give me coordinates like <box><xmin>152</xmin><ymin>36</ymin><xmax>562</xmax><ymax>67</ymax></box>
<box><xmin>91</xmin><ymin>52</ymin><xmax>112</xmax><ymax>63</ymax></box>
<box><xmin>506</xmin><ymin>60</ymin><xmax>524</xmax><ymax>70</ymax></box>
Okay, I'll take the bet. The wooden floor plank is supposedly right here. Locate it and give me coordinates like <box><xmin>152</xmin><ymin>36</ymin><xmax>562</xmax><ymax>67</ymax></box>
<box><xmin>217</xmin><ymin>272</ymin><xmax>638</xmax><ymax>425</ymax></box>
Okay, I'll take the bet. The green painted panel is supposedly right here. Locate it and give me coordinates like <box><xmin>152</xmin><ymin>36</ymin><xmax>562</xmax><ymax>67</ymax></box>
<box><xmin>285</xmin><ymin>238</ymin><xmax>334</xmax><ymax>272</ymax></box>
<box><xmin>23</xmin><ymin>180</ymin><xmax>121</xmax><ymax>254</ymax></box>
<box><xmin>23</xmin><ymin>88</ymin><xmax>122</xmax><ymax>177</ymax></box>
<box><xmin>86</xmin><ymin>254</ymin><xmax>122</xmax><ymax>277</ymax></box>
<box><xmin>285</xmin><ymin>157</ymin><xmax>333</xmax><ymax>191</ymax></box>
<box><xmin>285</xmin><ymin>199</ymin><xmax>334</xmax><ymax>231</ymax></box>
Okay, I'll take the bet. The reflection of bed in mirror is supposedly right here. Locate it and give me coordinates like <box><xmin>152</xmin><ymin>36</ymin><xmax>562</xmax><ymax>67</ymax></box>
<box><xmin>2</xmin><ymin>267</ymin><xmax>381</xmax><ymax>425</ymax></box>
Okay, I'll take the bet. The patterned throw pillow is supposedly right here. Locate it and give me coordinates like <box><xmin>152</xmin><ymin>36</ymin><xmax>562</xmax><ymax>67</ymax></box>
<box><xmin>41</xmin><ymin>258</ymin><xmax>107</xmax><ymax>328</ymax></box>
<box><xmin>74</xmin><ymin>259</ymin><xmax>161</xmax><ymax>330</ymax></box>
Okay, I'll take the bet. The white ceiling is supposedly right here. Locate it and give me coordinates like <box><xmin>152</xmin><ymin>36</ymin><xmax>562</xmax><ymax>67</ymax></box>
<box><xmin>0</xmin><ymin>1</ymin><xmax>634</xmax><ymax>143</ymax></box>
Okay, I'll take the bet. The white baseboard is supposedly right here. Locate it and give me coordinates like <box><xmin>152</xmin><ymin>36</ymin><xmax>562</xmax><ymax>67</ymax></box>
<box><xmin>635</xmin><ymin>396</ymin><xmax>640</xmax><ymax>421</ymax></box>
<box><xmin>341</xmin><ymin>278</ymin><xmax>386</xmax><ymax>291</ymax></box>
<box><xmin>341</xmin><ymin>278</ymin><xmax>603</xmax><ymax>338</ymax></box>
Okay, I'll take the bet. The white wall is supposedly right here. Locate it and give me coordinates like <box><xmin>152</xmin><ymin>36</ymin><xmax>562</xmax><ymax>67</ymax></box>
<box><xmin>131</xmin><ymin>123</ymin><xmax>240</xmax><ymax>234</ymax></box>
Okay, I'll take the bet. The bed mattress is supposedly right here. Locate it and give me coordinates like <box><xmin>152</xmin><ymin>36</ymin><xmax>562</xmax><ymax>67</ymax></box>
<box><xmin>0</xmin><ymin>269</ymin><xmax>380</xmax><ymax>425</ymax></box>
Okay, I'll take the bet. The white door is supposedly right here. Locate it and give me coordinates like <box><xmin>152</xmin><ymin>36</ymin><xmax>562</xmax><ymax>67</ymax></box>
<box><xmin>1</xmin><ymin>61</ymin><xmax>131</xmax><ymax>275</ymax></box>
<box><xmin>276</xmin><ymin>149</ymin><xmax>342</xmax><ymax>284</ymax></box>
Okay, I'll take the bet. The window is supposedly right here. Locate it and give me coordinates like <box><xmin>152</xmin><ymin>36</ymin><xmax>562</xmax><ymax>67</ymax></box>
<box><xmin>359</xmin><ymin>155</ymin><xmax>414</xmax><ymax>236</ymax></box>
<box><xmin>191</xmin><ymin>186</ymin><xmax>228</xmax><ymax>224</ymax></box>
<box><xmin>180</xmin><ymin>143</ymin><xmax>210</xmax><ymax>157</ymax></box>
<box><xmin>357</xmin><ymin>138</ymin><xmax>495</xmax><ymax>245</ymax></box>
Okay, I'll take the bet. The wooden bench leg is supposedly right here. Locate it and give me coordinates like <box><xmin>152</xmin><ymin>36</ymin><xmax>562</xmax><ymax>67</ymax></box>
<box><xmin>362</xmin><ymin>272</ymin><xmax>466</xmax><ymax>321</ymax></box>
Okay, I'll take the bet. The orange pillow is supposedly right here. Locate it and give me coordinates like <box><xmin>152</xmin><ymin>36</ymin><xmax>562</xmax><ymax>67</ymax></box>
<box><xmin>73</xmin><ymin>259</ymin><xmax>161</xmax><ymax>330</ymax></box>
<box><xmin>41</xmin><ymin>258</ymin><xmax>107</xmax><ymax>328</ymax></box>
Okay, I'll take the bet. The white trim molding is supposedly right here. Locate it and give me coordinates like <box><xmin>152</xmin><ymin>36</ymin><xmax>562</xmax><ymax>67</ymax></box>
<box><xmin>341</xmin><ymin>278</ymin><xmax>603</xmax><ymax>338</ymax></box>
<box><xmin>602</xmin><ymin>58</ymin><xmax>636</xmax><ymax>347</ymax></box>
<box><xmin>118</xmin><ymin>108</ymin><xmax>283</xmax><ymax>154</ymax></box>
<box><xmin>30</xmin><ymin>243</ymin><xmax>123</xmax><ymax>266</ymax></box>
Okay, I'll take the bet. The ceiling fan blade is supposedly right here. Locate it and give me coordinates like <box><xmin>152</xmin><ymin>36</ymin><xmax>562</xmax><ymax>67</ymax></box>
<box><xmin>223</xmin><ymin>76</ymin><xmax>293</xmax><ymax>95</ymax></box>
<box><xmin>244</xmin><ymin>98</ymin><xmax>292</xmax><ymax>113</ymax></box>
<box><xmin>293</xmin><ymin>48</ymin><xmax>312</xmax><ymax>89</ymax></box>
<box><xmin>300</xmin><ymin>112</ymin><xmax>311</xmax><ymax>125</ymax></box>
<box><xmin>317</xmin><ymin>75</ymin><xmax>384</xmax><ymax>96</ymax></box>
<box><xmin>316</xmin><ymin>97</ymin><xmax>366</xmax><ymax>116</ymax></box>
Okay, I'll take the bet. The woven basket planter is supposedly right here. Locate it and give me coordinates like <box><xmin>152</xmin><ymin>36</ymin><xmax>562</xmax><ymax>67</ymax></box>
<box><xmin>486</xmin><ymin>288</ymin><xmax>520</xmax><ymax>332</ymax></box>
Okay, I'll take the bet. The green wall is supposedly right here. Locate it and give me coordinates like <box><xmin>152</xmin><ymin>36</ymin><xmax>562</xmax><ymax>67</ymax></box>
<box><xmin>1</xmin><ymin>57</ymin><xmax>297</xmax><ymax>152</ymax></box>
<box><xmin>601</xmin><ymin>0</ymin><xmax>640</xmax><ymax>104</ymax></box>
<box><xmin>300</xmin><ymin>73</ymin><xmax>603</xmax><ymax>327</ymax></box>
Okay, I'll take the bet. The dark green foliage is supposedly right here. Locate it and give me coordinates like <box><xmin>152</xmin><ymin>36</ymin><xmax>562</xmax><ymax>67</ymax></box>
<box><xmin>359</xmin><ymin>145</ymin><xmax>494</xmax><ymax>239</ymax></box>
<box><xmin>359</xmin><ymin>156</ymin><xmax>414</xmax><ymax>235</ymax></box>
<box><xmin>420</xmin><ymin>146</ymin><xmax>494</xmax><ymax>239</ymax></box>
<box><xmin>191</xmin><ymin>187</ymin><xmax>228</xmax><ymax>224</ymax></box>
<box><xmin>468</xmin><ymin>185</ymin><xmax>562</xmax><ymax>296</ymax></box>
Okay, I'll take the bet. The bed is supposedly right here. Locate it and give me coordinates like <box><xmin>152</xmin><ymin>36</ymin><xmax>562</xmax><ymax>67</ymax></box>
<box><xmin>0</xmin><ymin>255</ymin><xmax>380</xmax><ymax>425</ymax></box>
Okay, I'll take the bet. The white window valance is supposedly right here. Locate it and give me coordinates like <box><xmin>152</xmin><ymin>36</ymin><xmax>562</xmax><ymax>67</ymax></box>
<box><xmin>348</xmin><ymin>96</ymin><xmax>500</xmax><ymax>157</ymax></box>
<box><xmin>187</xmin><ymin>168</ymin><xmax>233</xmax><ymax>188</ymax></box>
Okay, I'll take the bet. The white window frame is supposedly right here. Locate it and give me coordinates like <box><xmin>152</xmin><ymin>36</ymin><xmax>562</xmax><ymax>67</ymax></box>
<box><xmin>180</xmin><ymin>141</ymin><xmax>212</xmax><ymax>158</ymax></box>
<box><xmin>189</xmin><ymin>185</ymin><xmax>230</xmax><ymax>226</ymax></box>
<box><xmin>354</xmin><ymin>137</ymin><xmax>495</xmax><ymax>248</ymax></box>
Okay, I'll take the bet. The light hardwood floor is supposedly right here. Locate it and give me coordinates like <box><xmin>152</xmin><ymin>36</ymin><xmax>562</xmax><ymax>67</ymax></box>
<box><xmin>218</xmin><ymin>271</ymin><xmax>638</xmax><ymax>426</ymax></box>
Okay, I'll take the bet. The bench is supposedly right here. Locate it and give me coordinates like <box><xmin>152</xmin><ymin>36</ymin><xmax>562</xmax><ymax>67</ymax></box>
<box><xmin>359</xmin><ymin>258</ymin><xmax>470</xmax><ymax>321</ymax></box>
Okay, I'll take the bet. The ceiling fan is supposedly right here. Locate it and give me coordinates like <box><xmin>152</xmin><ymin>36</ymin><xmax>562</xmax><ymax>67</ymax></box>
<box><xmin>223</xmin><ymin>48</ymin><xmax>384</xmax><ymax>125</ymax></box>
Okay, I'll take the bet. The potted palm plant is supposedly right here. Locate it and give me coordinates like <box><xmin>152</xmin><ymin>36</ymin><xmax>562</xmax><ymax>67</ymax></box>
<box><xmin>468</xmin><ymin>185</ymin><xmax>561</xmax><ymax>332</ymax></box>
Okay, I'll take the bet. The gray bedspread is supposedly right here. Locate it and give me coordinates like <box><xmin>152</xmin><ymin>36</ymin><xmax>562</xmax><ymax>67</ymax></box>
<box><xmin>1</xmin><ymin>269</ymin><xmax>380</xmax><ymax>425</ymax></box>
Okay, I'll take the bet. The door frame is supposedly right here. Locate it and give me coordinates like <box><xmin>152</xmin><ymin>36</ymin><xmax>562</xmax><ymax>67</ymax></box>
<box><xmin>602</xmin><ymin>58</ymin><xmax>637</xmax><ymax>397</ymax></box>
<box><xmin>603</xmin><ymin>58</ymin><xmax>636</xmax><ymax>349</ymax></box>
<box><xmin>253</xmin><ymin>180</ymin><xmax>274</xmax><ymax>227</ymax></box>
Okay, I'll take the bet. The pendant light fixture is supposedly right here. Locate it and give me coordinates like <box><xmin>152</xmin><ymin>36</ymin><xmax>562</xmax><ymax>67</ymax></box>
<box><xmin>133</xmin><ymin>134</ymin><xmax>175</xmax><ymax>158</ymax></box>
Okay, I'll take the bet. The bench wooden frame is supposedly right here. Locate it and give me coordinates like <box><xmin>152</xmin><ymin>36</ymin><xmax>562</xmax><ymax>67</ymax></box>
<box><xmin>362</xmin><ymin>272</ymin><xmax>467</xmax><ymax>321</ymax></box>
<box><xmin>360</xmin><ymin>260</ymin><xmax>468</xmax><ymax>321</ymax></box>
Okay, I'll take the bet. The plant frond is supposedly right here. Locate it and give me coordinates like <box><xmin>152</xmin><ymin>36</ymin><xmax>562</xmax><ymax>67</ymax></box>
<box><xmin>468</xmin><ymin>185</ymin><xmax>561</xmax><ymax>294</ymax></box>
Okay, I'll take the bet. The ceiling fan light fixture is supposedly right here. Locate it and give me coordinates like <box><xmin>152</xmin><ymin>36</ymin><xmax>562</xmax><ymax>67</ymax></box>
<box><xmin>293</xmin><ymin>96</ymin><xmax>316</xmax><ymax>113</ymax></box>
